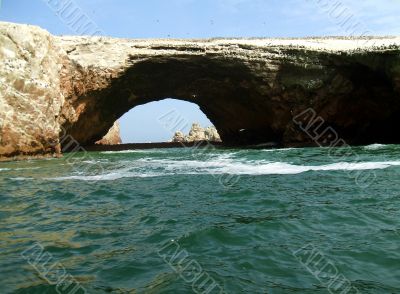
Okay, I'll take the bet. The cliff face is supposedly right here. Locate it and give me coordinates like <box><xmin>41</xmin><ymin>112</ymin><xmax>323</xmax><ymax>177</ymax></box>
<box><xmin>0</xmin><ymin>23</ymin><xmax>67</xmax><ymax>159</ymax></box>
<box><xmin>1</xmin><ymin>21</ymin><xmax>400</xmax><ymax>160</ymax></box>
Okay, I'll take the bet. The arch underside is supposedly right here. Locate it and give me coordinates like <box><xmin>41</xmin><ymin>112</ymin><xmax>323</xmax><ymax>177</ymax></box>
<box><xmin>63</xmin><ymin>53</ymin><xmax>400</xmax><ymax>148</ymax></box>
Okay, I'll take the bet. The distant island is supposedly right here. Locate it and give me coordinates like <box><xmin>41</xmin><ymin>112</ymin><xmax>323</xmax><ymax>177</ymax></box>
<box><xmin>172</xmin><ymin>123</ymin><xmax>221</xmax><ymax>143</ymax></box>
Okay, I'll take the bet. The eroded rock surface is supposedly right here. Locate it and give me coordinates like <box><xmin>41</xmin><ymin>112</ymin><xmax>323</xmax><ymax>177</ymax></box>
<box><xmin>95</xmin><ymin>121</ymin><xmax>122</xmax><ymax>145</ymax></box>
<box><xmin>1</xmin><ymin>21</ymin><xmax>400</xmax><ymax>160</ymax></box>
<box><xmin>0</xmin><ymin>23</ymin><xmax>66</xmax><ymax>159</ymax></box>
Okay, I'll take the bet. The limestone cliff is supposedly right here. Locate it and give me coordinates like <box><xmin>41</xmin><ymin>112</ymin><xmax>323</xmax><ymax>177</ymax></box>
<box><xmin>172</xmin><ymin>123</ymin><xmax>221</xmax><ymax>143</ymax></box>
<box><xmin>1</xmin><ymin>21</ymin><xmax>400</xmax><ymax>160</ymax></box>
<box><xmin>0</xmin><ymin>23</ymin><xmax>66</xmax><ymax>159</ymax></box>
<box><xmin>95</xmin><ymin>121</ymin><xmax>122</xmax><ymax>145</ymax></box>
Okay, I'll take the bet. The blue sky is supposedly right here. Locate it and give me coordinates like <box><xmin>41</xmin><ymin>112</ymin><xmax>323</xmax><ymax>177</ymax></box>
<box><xmin>1</xmin><ymin>0</ymin><xmax>399</xmax><ymax>142</ymax></box>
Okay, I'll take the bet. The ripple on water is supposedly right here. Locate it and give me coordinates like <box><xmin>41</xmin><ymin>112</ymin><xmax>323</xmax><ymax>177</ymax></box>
<box><xmin>1</xmin><ymin>146</ymin><xmax>400</xmax><ymax>292</ymax></box>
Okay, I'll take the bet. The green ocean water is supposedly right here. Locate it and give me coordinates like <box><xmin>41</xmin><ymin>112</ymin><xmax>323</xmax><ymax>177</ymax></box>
<box><xmin>1</xmin><ymin>144</ymin><xmax>400</xmax><ymax>293</ymax></box>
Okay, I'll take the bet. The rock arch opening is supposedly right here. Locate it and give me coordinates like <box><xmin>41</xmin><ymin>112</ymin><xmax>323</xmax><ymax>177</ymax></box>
<box><xmin>117</xmin><ymin>98</ymin><xmax>218</xmax><ymax>144</ymax></box>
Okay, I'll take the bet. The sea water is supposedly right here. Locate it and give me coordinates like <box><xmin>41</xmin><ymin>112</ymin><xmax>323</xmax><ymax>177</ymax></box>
<box><xmin>1</xmin><ymin>145</ymin><xmax>400</xmax><ymax>293</ymax></box>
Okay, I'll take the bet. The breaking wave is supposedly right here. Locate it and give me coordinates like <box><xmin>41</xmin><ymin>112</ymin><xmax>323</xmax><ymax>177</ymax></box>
<box><xmin>40</xmin><ymin>158</ymin><xmax>400</xmax><ymax>181</ymax></box>
<box><xmin>100</xmin><ymin>149</ymin><xmax>167</xmax><ymax>154</ymax></box>
<box><xmin>363</xmin><ymin>144</ymin><xmax>388</xmax><ymax>150</ymax></box>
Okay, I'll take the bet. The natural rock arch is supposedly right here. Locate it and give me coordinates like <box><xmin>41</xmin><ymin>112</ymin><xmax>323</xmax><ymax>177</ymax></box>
<box><xmin>2</xmin><ymin>22</ymin><xmax>400</xmax><ymax>160</ymax></box>
<box><xmin>62</xmin><ymin>55</ymin><xmax>281</xmax><ymax>147</ymax></box>
<box><xmin>61</xmin><ymin>51</ymin><xmax>400</xmax><ymax>149</ymax></box>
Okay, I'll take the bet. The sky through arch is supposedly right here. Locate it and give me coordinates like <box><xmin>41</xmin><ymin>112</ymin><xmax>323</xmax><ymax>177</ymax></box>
<box><xmin>118</xmin><ymin>99</ymin><xmax>213</xmax><ymax>143</ymax></box>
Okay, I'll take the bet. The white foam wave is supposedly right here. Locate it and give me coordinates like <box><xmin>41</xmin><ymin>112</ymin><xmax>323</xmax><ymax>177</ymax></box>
<box><xmin>261</xmin><ymin>148</ymin><xmax>296</xmax><ymax>152</ymax></box>
<box><xmin>216</xmin><ymin>161</ymin><xmax>400</xmax><ymax>175</ymax></box>
<box><xmin>14</xmin><ymin>167</ymin><xmax>41</xmax><ymax>171</ymax></box>
<box><xmin>1</xmin><ymin>167</ymin><xmax>41</xmax><ymax>171</ymax></box>
<box><xmin>10</xmin><ymin>177</ymin><xmax>34</xmax><ymax>181</ymax></box>
<box><xmin>80</xmin><ymin>160</ymin><xmax>109</xmax><ymax>164</ymax></box>
<box><xmin>39</xmin><ymin>159</ymin><xmax>400</xmax><ymax>181</ymax></box>
<box><xmin>46</xmin><ymin>171</ymin><xmax>168</xmax><ymax>181</ymax></box>
<box><xmin>100</xmin><ymin>149</ymin><xmax>167</xmax><ymax>154</ymax></box>
<box><xmin>100</xmin><ymin>150</ymin><xmax>142</xmax><ymax>154</ymax></box>
<box><xmin>363</xmin><ymin>144</ymin><xmax>388</xmax><ymax>150</ymax></box>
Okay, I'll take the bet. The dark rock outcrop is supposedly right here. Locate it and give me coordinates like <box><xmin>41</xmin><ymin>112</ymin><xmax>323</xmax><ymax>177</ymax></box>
<box><xmin>1</xmin><ymin>21</ymin><xmax>400</xmax><ymax>160</ymax></box>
